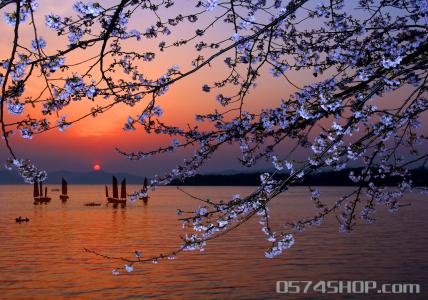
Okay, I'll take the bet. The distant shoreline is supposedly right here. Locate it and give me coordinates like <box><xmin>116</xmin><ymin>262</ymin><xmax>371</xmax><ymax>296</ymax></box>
<box><xmin>1</xmin><ymin>168</ymin><xmax>427</xmax><ymax>186</ymax></box>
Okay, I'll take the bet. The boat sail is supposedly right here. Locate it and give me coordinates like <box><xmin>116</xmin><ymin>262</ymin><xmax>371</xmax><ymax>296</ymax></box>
<box><xmin>139</xmin><ymin>177</ymin><xmax>149</xmax><ymax>203</ymax></box>
<box><xmin>34</xmin><ymin>180</ymin><xmax>51</xmax><ymax>204</ymax></box>
<box><xmin>60</xmin><ymin>177</ymin><xmax>69</xmax><ymax>201</ymax></box>
<box><xmin>112</xmin><ymin>176</ymin><xmax>118</xmax><ymax>199</ymax></box>
<box><xmin>120</xmin><ymin>178</ymin><xmax>127</xmax><ymax>199</ymax></box>
<box><xmin>33</xmin><ymin>181</ymin><xmax>39</xmax><ymax>198</ymax></box>
<box><xmin>106</xmin><ymin>176</ymin><xmax>126</xmax><ymax>205</ymax></box>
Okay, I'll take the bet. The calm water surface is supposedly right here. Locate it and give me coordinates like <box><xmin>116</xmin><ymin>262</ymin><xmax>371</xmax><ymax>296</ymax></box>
<box><xmin>0</xmin><ymin>185</ymin><xmax>427</xmax><ymax>299</ymax></box>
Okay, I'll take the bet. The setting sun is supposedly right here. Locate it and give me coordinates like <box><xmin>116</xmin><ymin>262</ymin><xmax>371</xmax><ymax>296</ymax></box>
<box><xmin>93</xmin><ymin>164</ymin><xmax>101</xmax><ymax>172</ymax></box>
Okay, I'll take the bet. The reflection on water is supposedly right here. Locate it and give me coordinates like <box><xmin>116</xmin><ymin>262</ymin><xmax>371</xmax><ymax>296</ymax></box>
<box><xmin>0</xmin><ymin>185</ymin><xmax>427</xmax><ymax>299</ymax></box>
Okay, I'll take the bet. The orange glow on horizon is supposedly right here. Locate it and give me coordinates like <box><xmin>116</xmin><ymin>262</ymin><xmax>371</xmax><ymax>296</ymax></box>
<box><xmin>0</xmin><ymin>2</ymin><xmax>310</xmax><ymax>172</ymax></box>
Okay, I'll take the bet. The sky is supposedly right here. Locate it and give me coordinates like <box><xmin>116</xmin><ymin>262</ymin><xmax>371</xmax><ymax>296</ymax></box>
<box><xmin>0</xmin><ymin>1</ymin><xmax>426</xmax><ymax>177</ymax></box>
<box><xmin>0</xmin><ymin>0</ymin><xmax>305</xmax><ymax>176</ymax></box>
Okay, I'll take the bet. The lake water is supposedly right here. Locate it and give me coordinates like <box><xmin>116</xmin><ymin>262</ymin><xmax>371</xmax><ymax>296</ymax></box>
<box><xmin>0</xmin><ymin>185</ymin><xmax>427</xmax><ymax>299</ymax></box>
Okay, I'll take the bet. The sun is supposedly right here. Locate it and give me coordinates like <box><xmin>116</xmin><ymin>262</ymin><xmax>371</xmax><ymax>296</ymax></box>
<box><xmin>93</xmin><ymin>164</ymin><xmax>102</xmax><ymax>171</ymax></box>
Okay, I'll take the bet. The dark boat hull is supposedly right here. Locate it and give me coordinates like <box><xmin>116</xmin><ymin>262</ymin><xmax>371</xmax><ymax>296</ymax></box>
<box><xmin>84</xmin><ymin>202</ymin><xmax>101</xmax><ymax>206</ymax></box>
<box><xmin>107</xmin><ymin>197</ymin><xmax>126</xmax><ymax>204</ymax></box>
<box><xmin>16</xmin><ymin>217</ymin><xmax>29</xmax><ymax>222</ymax></box>
<box><xmin>60</xmin><ymin>195</ymin><xmax>69</xmax><ymax>201</ymax></box>
<box><xmin>34</xmin><ymin>197</ymin><xmax>51</xmax><ymax>204</ymax></box>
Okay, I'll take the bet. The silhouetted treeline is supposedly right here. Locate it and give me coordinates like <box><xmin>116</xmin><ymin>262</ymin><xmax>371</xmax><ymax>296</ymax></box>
<box><xmin>1</xmin><ymin>168</ymin><xmax>427</xmax><ymax>186</ymax></box>
<box><xmin>169</xmin><ymin>168</ymin><xmax>428</xmax><ymax>187</ymax></box>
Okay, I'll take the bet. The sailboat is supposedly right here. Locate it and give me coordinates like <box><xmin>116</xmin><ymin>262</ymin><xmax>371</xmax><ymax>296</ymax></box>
<box><xmin>139</xmin><ymin>177</ymin><xmax>149</xmax><ymax>203</ymax></box>
<box><xmin>33</xmin><ymin>180</ymin><xmax>51</xmax><ymax>204</ymax></box>
<box><xmin>106</xmin><ymin>176</ymin><xmax>127</xmax><ymax>204</ymax></box>
<box><xmin>59</xmin><ymin>177</ymin><xmax>69</xmax><ymax>202</ymax></box>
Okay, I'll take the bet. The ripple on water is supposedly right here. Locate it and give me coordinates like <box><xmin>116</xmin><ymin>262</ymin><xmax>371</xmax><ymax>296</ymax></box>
<box><xmin>0</xmin><ymin>185</ymin><xmax>427</xmax><ymax>299</ymax></box>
